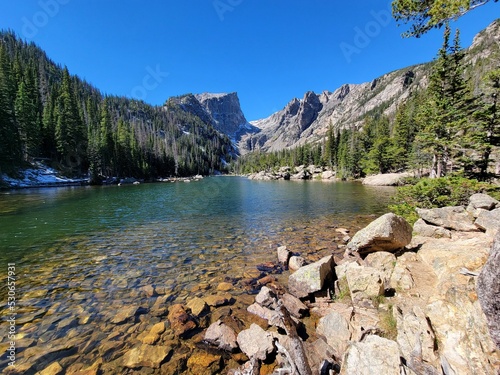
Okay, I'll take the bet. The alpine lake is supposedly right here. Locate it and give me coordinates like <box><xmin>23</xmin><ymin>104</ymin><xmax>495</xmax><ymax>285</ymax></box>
<box><xmin>0</xmin><ymin>176</ymin><xmax>395</xmax><ymax>374</ymax></box>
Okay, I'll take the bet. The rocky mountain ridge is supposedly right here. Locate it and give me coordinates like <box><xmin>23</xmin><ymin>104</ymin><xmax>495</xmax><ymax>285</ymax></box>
<box><xmin>239</xmin><ymin>19</ymin><xmax>500</xmax><ymax>154</ymax></box>
<box><xmin>183</xmin><ymin>19</ymin><xmax>499</xmax><ymax>156</ymax></box>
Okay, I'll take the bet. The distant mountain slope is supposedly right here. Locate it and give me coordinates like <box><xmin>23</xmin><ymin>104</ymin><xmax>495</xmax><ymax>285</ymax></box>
<box><xmin>238</xmin><ymin>19</ymin><xmax>500</xmax><ymax>154</ymax></box>
<box><xmin>0</xmin><ymin>31</ymin><xmax>236</xmax><ymax>180</ymax></box>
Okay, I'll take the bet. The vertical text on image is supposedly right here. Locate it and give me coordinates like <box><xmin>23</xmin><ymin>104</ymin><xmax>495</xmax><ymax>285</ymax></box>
<box><xmin>6</xmin><ymin>263</ymin><xmax>16</xmax><ymax>367</ymax></box>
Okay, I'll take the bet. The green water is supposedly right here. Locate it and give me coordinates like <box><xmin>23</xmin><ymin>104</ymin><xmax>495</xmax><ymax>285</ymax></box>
<box><xmin>0</xmin><ymin>177</ymin><xmax>395</xmax><ymax>372</ymax></box>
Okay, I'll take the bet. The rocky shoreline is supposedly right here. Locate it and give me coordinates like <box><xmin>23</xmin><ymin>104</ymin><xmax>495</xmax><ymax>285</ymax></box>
<box><xmin>247</xmin><ymin>165</ymin><xmax>337</xmax><ymax>181</ymax></box>
<box><xmin>215</xmin><ymin>193</ymin><xmax>500</xmax><ymax>374</ymax></box>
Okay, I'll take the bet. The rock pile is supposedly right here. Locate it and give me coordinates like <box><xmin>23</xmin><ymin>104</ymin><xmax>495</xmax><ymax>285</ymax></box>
<box><xmin>248</xmin><ymin>165</ymin><xmax>337</xmax><ymax>181</ymax></box>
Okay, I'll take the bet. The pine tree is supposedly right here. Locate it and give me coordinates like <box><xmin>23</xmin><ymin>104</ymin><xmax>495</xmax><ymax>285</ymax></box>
<box><xmin>0</xmin><ymin>42</ymin><xmax>21</xmax><ymax>171</ymax></box>
<box><xmin>15</xmin><ymin>74</ymin><xmax>41</xmax><ymax>161</ymax></box>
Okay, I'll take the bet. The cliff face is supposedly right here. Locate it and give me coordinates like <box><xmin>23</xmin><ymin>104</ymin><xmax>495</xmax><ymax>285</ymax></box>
<box><xmin>167</xmin><ymin>92</ymin><xmax>259</xmax><ymax>149</ymax></box>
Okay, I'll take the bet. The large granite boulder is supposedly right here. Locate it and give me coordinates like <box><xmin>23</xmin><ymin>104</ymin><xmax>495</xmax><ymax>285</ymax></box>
<box><xmin>416</xmin><ymin>206</ymin><xmax>478</xmax><ymax>232</ymax></box>
<box><xmin>477</xmin><ymin>231</ymin><xmax>500</xmax><ymax>348</ymax></box>
<box><xmin>340</xmin><ymin>335</ymin><xmax>400</xmax><ymax>375</ymax></box>
<box><xmin>288</xmin><ymin>255</ymin><xmax>334</xmax><ymax>298</ymax></box>
<box><xmin>362</xmin><ymin>172</ymin><xmax>411</xmax><ymax>186</ymax></box>
<box><xmin>347</xmin><ymin>213</ymin><xmax>412</xmax><ymax>255</ymax></box>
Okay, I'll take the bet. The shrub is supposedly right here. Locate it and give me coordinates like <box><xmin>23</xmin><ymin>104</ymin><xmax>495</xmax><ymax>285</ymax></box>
<box><xmin>389</xmin><ymin>175</ymin><xmax>500</xmax><ymax>224</ymax></box>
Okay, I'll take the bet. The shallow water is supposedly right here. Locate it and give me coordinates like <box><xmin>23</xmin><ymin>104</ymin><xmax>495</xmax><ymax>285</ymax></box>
<box><xmin>0</xmin><ymin>177</ymin><xmax>395</xmax><ymax>373</ymax></box>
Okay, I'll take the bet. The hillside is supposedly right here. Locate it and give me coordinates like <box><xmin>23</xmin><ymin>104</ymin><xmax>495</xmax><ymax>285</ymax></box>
<box><xmin>0</xmin><ymin>32</ymin><xmax>236</xmax><ymax>184</ymax></box>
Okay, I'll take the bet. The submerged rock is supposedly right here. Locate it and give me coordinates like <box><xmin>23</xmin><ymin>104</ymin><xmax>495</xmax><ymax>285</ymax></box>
<box><xmin>122</xmin><ymin>344</ymin><xmax>172</xmax><ymax>369</ymax></box>
<box><xmin>167</xmin><ymin>304</ymin><xmax>197</xmax><ymax>337</ymax></box>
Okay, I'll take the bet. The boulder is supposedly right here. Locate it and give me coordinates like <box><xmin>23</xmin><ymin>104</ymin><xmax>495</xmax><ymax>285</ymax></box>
<box><xmin>389</xmin><ymin>252</ymin><xmax>419</xmax><ymax>291</ymax></box>
<box><xmin>475</xmin><ymin>208</ymin><xmax>500</xmax><ymax>236</ymax></box>
<box><xmin>413</xmin><ymin>218</ymin><xmax>452</xmax><ymax>238</ymax></box>
<box><xmin>347</xmin><ymin>213</ymin><xmax>412</xmax><ymax>255</ymax></box>
<box><xmin>469</xmin><ymin>193</ymin><xmax>499</xmax><ymax>210</ymax></box>
<box><xmin>344</xmin><ymin>263</ymin><xmax>384</xmax><ymax>306</ymax></box>
<box><xmin>316</xmin><ymin>310</ymin><xmax>351</xmax><ymax>358</ymax></box>
<box><xmin>247</xmin><ymin>303</ymin><xmax>281</xmax><ymax>326</ymax></box>
<box><xmin>288</xmin><ymin>255</ymin><xmax>334</xmax><ymax>298</ymax></box>
<box><xmin>289</xmin><ymin>256</ymin><xmax>306</xmax><ymax>271</ymax></box>
<box><xmin>321</xmin><ymin>170</ymin><xmax>336</xmax><ymax>180</ymax></box>
<box><xmin>362</xmin><ymin>172</ymin><xmax>411</xmax><ymax>186</ymax></box>
<box><xmin>277</xmin><ymin>245</ymin><xmax>291</xmax><ymax>265</ymax></box>
<box><xmin>477</xmin><ymin>231</ymin><xmax>500</xmax><ymax>348</ymax></box>
<box><xmin>204</xmin><ymin>320</ymin><xmax>238</xmax><ymax>352</ymax></box>
<box><xmin>416</xmin><ymin>206</ymin><xmax>478</xmax><ymax>232</ymax></box>
<box><xmin>236</xmin><ymin>323</ymin><xmax>275</xmax><ymax>361</ymax></box>
<box><xmin>122</xmin><ymin>344</ymin><xmax>172</xmax><ymax>369</ymax></box>
<box><xmin>340</xmin><ymin>335</ymin><xmax>400</xmax><ymax>375</ymax></box>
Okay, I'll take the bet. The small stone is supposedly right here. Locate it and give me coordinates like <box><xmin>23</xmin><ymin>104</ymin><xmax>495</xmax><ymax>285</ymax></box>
<box><xmin>37</xmin><ymin>362</ymin><xmax>63</xmax><ymax>375</ymax></box>
<box><xmin>142</xmin><ymin>284</ymin><xmax>157</xmax><ymax>297</ymax></box>
<box><xmin>122</xmin><ymin>344</ymin><xmax>172</xmax><ymax>369</ymax></box>
<box><xmin>187</xmin><ymin>351</ymin><xmax>222</xmax><ymax>375</ymax></box>
<box><xmin>277</xmin><ymin>245</ymin><xmax>291</xmax><ymax>265</ymax></box>
<box><xmin>204</xmin><ymin>293</ymin><xmax>232</xmax><ymax>307</ymax></box>
<box><xmin>217</xmin><ymin>282</ymin><xmax>233</xmax><ymax>292</ymax></box>
<box><xmin>187</xmin><ymin>297</ymin><xmax>209</xmax><ymax>317</ymax></box>
<box><xmin>111</xmin><ymin>306</ymin><xmax>138</xmax><ymax>324</ymax></box>
<box><xmin>257</xmin><ymin>275</ymin><xmax>276</xmax><ymax>285</ymax></box>
<box><xmin>289</xmin><ymin>256</ymin><xmax>306</xmax><ymax>271</ymax></box>
<box><xmin>167</xmin><ymin>304</ymin><xmax>197</xmax><ymax>337</ymax></box>
<box><xmin>255</xmin><ymin>286</ymin><xmax>277</xmax><ymax>308</ymax></box>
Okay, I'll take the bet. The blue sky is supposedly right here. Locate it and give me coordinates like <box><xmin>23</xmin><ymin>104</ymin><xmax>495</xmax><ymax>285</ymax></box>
<box><xmin>0</xmin><ymin>1</ymin><xmax>498</xmax><ymax>121</ymax></box>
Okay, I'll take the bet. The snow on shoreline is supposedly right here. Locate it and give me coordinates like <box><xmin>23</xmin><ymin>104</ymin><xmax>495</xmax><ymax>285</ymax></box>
<box><xmin>0</xmin><ymin>164</ymin><xmax>88</xmax><ymax>189</ymax></box>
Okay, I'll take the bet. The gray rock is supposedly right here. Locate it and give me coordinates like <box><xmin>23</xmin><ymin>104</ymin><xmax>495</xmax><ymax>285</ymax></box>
<box><xmin>477</xmin><ymin>231</ymin><xmax>500</xmax><ymax>348</ymax></box>
<box><xmin>340</xmin><ymin>335</ymin><xmax>401</xmax><ymax>375</ymax></box>
<box><xmin>255</xmin><ymin>286</ymin><xmax>277</xmax><ymax>308</ymax></box>
<box><xmin>281</xmin><ymin>293</ymin><xmax>308</xmax><ymax>318</ymax></box>
<box><xmin>237</xmin><ymin>323</ymin><xmax>275</xmax><ymax>361</ymax></box>
<box><xmin>364</xmin><ymin>251</ymin><xmax>396</xmax><ymax>287</ymax></box>
<box><xmin>288</xmin><ymin>255</ymin><xmax>334</xmax><ymax>298</ymax></box>
<box><xmin>277</xmin><ymin>245</ymin><xmax>291</xmax><ymax>265</ymax></box>
<box><xmin>316</xmin><ymin>310</ymin><xmax>351</xmax><ymax>358</ymax></box>
<box><xmin>347</xmin><ymin>213</ymin><xmax>412</xmax><ymax>255</ymax></box>
<box><xmin>289</xmin><ymin>256</ymin><xmax>306</xmax><ymax>271</ymax></box>
<box><xmin>345</xmin><ymin>263</ymin><xmax>384</xmax><ymax>306</ymax></box>
<box><xmin>475</xmin><ymin>208</ymin><xmax>500</xmax><ymax>236</ymax></box>
<box><xmin>469</xmin><ymin>193</ymin><xmax>499</xmax><ymax>210</ymax></box>
<box><xmin>247</xmin><ymin>303</ymin><xmax>282</xmax><ymax>327</ymax></box>
<box><xmin>413</xmin><ymin>218</ymin><xmax>452</xmax><ymax>238</ymax></box>
<box><xmin>416</xmin><ymin>206</ymin><xmax>478</xmax><ymax>232</ymax></box>
<box><xmin>204</xmin><ymin>320</ymin><xmax>238</xmax><ymax>352</ymax></box>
